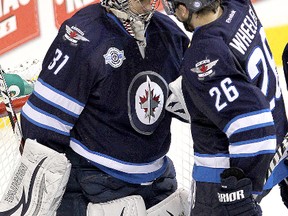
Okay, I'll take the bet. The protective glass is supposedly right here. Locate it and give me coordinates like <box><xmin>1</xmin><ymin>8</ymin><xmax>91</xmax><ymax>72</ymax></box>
<box><xmin>161</xmin><ymin>0</ymin><xmax>176</xmax><ymax>15</ymax></box>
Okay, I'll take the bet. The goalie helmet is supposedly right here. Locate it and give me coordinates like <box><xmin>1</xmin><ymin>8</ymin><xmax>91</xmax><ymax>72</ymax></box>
<box><xmin>101</xmin><ymin>0</ymin><xmax>159</xmax><ymax>23</ymax></box>
<box><xmin>101</xmin><ymin>0</ymin><xmax>129</xmax><ymax>12</ymax></box>
<box><xmin>162</xmin><ymin>0</ymin><xmax>216</xmax><ymax>15</ymax></box>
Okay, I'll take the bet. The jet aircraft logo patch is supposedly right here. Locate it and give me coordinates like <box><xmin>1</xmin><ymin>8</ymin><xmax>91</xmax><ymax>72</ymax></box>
<box><xmin>64</xmin><ymin>25</ymin><xmax>90</xmax><ymax>46</ymax></box>
<box><xmin>191</xmin><ymin>59</ymin><xmax>218</xmax><ymax>80</ymax></box>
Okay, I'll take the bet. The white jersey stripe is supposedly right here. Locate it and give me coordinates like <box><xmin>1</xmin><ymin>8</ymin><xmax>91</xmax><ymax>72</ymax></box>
<box><xmin>22</xmin><ymin>101</ymin><xmax>73</xmax><ymax>135</ymax></box>
<box><xmin>229</xmin><ymin>137</ymin><xmax>276</xmax><ymax>155</ymax></box>
<box><xmin>194</xmin><ymin>154</ymin><xmax>230</xmax><ymax>169</ymax></box>
<box><xmin>70</xmin><ymin>138</ymin><xmax>165</xmax><ymax>174</ymax></box>
<box><xmin>34</xmin><ymin>79</ymin><xmax>84</xmax><ymax>117</ymax></box>
<box><xmin>224</xmin><ymin>109</ymin><xmax>274</xmax><ymax>138</ymax></box>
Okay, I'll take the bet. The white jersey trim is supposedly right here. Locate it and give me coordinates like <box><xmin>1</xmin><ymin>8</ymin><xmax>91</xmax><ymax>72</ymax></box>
<box><xmin>70</xmin><ymin>138</ymin><xmax>165</xmax><ymax>174</ymax></box>
<box><xmin>194</xmin><ymin>154</ymin><xmax>230</xmax><ymax>169</ymax></box>
<box><xmin>224</xmin><ymin>109</ymin><xmax>274</xmax><ymax>138</ymax></box>
<box><xmin>229</xmin><ymin>136</ymin><xmax>276</xmax><ymax>155</ymax></box>
<box><xmin>34</xmin><ymin>79</ymin><xmax>84</xmax><ymax>117</ymax></box>
<box><xmin>22</xmin><ymin>101</ymin><xmax>73</xmax><ymax>135</ymax></box>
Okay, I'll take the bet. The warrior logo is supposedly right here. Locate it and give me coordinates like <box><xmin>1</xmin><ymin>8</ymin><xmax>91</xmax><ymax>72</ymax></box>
<box><xmin>191</xmin><ymin>59</ymin><xmax>218</xmax><ymax>80</ymax></box>
<box><xmin>104</xmin><ymin>47</ymin><xmax>126</xmax><ymax>68</ymax></box>
<box><xmin>128</xmin><ymin>71</ymin><xmax>168</xmax><ymax>135</ymax></box>
<box><xmin>64</xmin><ymin>25</ymin><xmax>89</xmax><ymax>46</ymax></box>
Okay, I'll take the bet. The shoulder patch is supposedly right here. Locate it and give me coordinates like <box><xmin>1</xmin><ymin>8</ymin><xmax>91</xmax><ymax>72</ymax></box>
<box><xmin>191</xmin><ymin>59</ymin><xmax>218</xmax><ymax>80</ymax></box>
<box><xmin>64</xmin><ymin>25</ymin><xmax>90</xmax><ymax>46</ymax></box>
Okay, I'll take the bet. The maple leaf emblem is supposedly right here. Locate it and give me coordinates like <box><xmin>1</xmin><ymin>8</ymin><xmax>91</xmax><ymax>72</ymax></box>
<box><xmin>191</xmin><ymin>59</ymin><xmax>219</xmax><ymax>74</ymax></box>
<box><xmin>64</xmin><ymin>25</ymin><xmax>90</xmax><ymax>45</ymax></box>
<box><xmin>139</xmin><ymin>81</ymin><xmax>160</xmax><ymax>123</ymax></box>
<box><xmin>69</xmin><ymin>31</ymin><xmax>77</xmax><ymax>38</ymax></box>
<box><xmin>200</xmin><ymin>64</ymin><xmax>208</xmax><ymax>73</ymax></box>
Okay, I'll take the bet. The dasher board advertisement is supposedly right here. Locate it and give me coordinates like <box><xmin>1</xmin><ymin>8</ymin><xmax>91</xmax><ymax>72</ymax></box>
<box><xmin>53</xmin><ymin>0</ymin><xmax>99</xmax><ymax>28</ymax></box>
<box><xmin>0</xmin><ymin>0</ymin><xmax>39</xmax><ymax>55</ymax></box>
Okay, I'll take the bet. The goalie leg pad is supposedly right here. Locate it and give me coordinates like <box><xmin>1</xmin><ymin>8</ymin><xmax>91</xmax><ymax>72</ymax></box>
<box><xmin>147</xmin><ymin>188</ymin><xmax>190</xmax><ymax>216</ymax></box>
<box><xmin>87</xmin><ymin>195</ymin><xmax>146</xmax><ymax>216</ymax></box>
<box><xmin>0</xmin><ymin>139</ymin><xmax>71</xmax><ymax>216</ymax></box>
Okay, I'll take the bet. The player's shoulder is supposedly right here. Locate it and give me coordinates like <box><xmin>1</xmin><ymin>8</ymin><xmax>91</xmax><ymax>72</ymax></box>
<box><xmin>184</xmin><ymin>37</ymin><xmax>236</xmax><ymax>80</ymax></box>
<box><xmin>72</xmin><ymin>3</ymin><xmax>104</xmax><ymax>20</ymax></box>
<box><xmin>57</xmin><ymin>4</ymin><xmax>109</xmax><ymax>47</ymax></box>
<box><xmin>151</xmin><ymin>12</ymin><xmax>188</xmax><ymax>38</ymax></box>
<box><xmin>190</xmin><ymin>36</ymin><xmax>230</xmax><ymax>61</ymax></box>
<box><xmin>65</xmin><ymin>3</ymin><xmax>105</xmax><ymax>29</ymax></box>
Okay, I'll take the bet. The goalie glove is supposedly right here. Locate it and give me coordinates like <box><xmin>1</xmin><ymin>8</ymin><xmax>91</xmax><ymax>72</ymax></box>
<box><xmin>165</xmin><ymin>76</ymin><xmax>191</xmax><ymax>123</ymax></box>
<box><xmin>217</xmin><ymin>168</ymin><xmax>262</xmax><ymax>216</ymax></box>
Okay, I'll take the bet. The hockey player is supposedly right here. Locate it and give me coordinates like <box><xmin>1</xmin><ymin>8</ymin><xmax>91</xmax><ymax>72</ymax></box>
<box><xmin>18</xmin><ymin>0</ymin><xmax>190</xmax><ymax>215</ymax></box>
<box><xmin>162</xmin><ymin>0</ymin><xmax>288</xmax><ymax>215</ymax></box>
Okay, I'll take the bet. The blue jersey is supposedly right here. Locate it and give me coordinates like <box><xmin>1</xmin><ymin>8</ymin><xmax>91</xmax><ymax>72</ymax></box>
<box><xmin>20</xmin><ymin>4</ymin><xmax>189</xmax><ymax>184</ymax></box>
<box><xmin>181</xmin><ymin>0</ymin><xmax>288</xmax><ymax>193</ymax></box>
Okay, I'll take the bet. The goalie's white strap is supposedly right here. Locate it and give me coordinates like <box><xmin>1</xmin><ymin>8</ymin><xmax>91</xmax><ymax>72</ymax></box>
<box><xmin>0</xmin><ymin>139</ymin><xmax>71</xmax><ymax>216</ymax></box>
<box><xmin>87</xmin><ymin>195</ymin><xmax>146</xmax><ymax>216</ymax></box>
<box><xmin>165</xmin><ymin>76</ymin><xmax>191</xmax><ymax>123</ymax></box>
<box><xmin>147</xmin><ymin>188</ymin><xmax>190</xmax><ymax>216</ymax></box>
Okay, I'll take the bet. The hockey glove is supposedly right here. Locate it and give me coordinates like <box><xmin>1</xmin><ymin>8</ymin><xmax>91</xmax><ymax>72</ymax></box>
<box><xmin>218</xmin><ymin>168</ymin><xmax>262</xmax><ymax>216</ymax></box>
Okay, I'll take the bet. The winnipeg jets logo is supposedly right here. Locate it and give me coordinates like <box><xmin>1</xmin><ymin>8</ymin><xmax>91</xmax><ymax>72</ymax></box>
<box><xmin>139</xmin><ymin>77</ymin><xmax>161</xmax><ymax>123</ymax></box>
<box><xmin>64</xmin><ymin>25</ymin><xmax>89</xmax><ymax>46</ymax></box>
<box><xmin>104</xmin><ymin>47</ymin><xmax>126</xmax><ymax>68</ymax></box>
<box><xmin>191</xmin><ymin>59</ymin><xmax>218</xmax><ymax>80</ymax></box>
<box><xmin>128</xmin><ymin>71</ymin><xmax>168</xmax><ymax>135</ymax></box>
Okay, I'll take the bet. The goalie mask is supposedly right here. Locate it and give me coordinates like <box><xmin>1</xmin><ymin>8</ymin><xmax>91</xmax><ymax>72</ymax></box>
<box><xmin>101</xmin><ymin>0</ymin><xmax>159</xmax><ymax>24</ymax></box>
<box><xmin>161</xmin><ymin>0</ymin><xmax>216</xmax><ymax>15</ymax></box>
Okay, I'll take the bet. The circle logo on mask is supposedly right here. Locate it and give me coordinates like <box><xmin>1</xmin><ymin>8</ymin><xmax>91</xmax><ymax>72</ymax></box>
<box><xmin>128</xmin><ymin>71</ymin><xmax>168</xmax><ymax>135</ymax></box>
<box><xmin>193</xmin><ymin>0</ymin><xmax>202</xmax><ymax>9</ymax></box>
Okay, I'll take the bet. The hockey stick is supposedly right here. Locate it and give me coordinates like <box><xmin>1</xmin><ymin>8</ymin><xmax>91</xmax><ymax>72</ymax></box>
<box><xmin>254</xmin><ymin>133</ymin><xmax>288</xmax><ymax>201</ymax></box>
<box><xmin>0</xmin><ymin>65</ymin><xmax>24</xmax><ymax>154</ymax></box>
<box><xmin>264</xmin><ymin>133</ymin><xmax>288</xmax><ymax>185</ymax></box>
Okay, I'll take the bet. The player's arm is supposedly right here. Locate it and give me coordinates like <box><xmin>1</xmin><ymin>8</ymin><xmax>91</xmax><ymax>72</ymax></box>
<box><xmin>195</xmin><ymin>40</ymin><xmax>276</xmax><ymax>192</ymax></box>
<box><xmin>20</xmin><ymin>19</ymin><xmax>96</xmax><ymax>150</ymax></box>
<box><xmin>183</xmin><ymin>39</ymin><xmax>277</xmax><ymax>215</ymax></box>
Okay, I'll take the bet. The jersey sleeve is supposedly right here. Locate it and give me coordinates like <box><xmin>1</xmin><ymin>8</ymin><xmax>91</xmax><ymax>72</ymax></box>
<box><xmin>20</xmin><ymin>19</ymin><xmax>99</xmax><ymax>151</ymax></box>
<box><xmin>282</xmin><ymin>43</ymin><xmax>288</xmax><ymax>90</ymax></box>
<box><xmin>183</xmin><ymin>38</ymin><xmax>276</xmax><ymax>192</ymax></box>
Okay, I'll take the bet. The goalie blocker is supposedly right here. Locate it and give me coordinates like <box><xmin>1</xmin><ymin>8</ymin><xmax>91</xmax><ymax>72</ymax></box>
<box><xmin>0</xmin><ymin>139</ymin><xmax>71</xmax><ymax>216</ymax></box>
